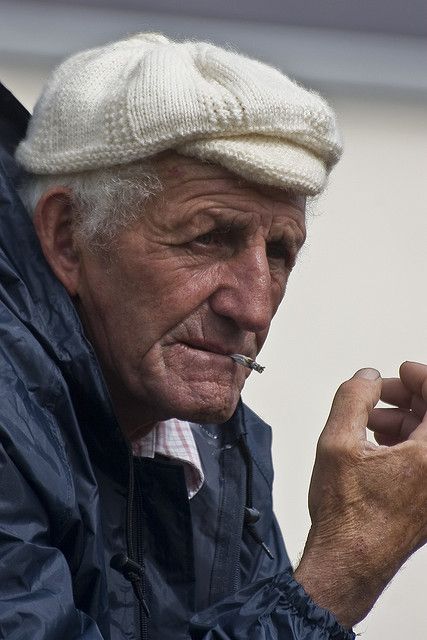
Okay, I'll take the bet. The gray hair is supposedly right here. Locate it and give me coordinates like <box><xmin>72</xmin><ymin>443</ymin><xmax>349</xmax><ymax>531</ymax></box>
<box><xmin>18</xmin><ymin>161</ymin><xmax>163</xmax><ymax>249</ymax></box>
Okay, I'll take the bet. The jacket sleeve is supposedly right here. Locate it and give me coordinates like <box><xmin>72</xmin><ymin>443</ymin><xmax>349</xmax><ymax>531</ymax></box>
<box><xmin>0</xmin><ymin>444</ymin><xmax>104</xmax><ymax>640</ymax></box>
<box><xmin>189</xmin><ymin>570</ymin><xmax>355</xmax><ymax>640</ymax></box>
<box><xmin>189</xmin><ymin>513</ymin><xmax>355</xmax><ymax>639</ymax></box>
<box><xmin>191</xmin><ymin>405</ymin><xmax>355</xmax><ymax>640</ymax></box>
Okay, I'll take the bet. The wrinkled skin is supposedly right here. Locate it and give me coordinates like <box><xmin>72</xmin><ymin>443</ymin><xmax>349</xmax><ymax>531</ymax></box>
<box><xmin>295</xmin><ymin>362</ymin><xmax>427</xmax><ymax>627</ymax></box>
<box><xmin>35</xmin><ymin>153</ymin><xmax>306</xmax><ymax>439</ymax></box>
<box><xmin>34</xmin><ymin>153</ymin><xmax>427</xmax><ymax>630</ymax></box>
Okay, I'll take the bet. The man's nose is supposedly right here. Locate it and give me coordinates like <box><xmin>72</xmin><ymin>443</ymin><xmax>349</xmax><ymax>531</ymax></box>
<box><xmin>209</xmin><ymin>245</ymin><xmax>274</xmax><ymax>332</ymax></box>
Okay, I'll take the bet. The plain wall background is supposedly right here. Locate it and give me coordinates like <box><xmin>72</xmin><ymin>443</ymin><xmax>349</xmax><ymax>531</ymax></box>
<box><xmin>1</xmin><ymin>3</ymin><xmax>426</xmax><ymax>636</ymax></box>
<box><xmin>245</xmin><ymin>93</ymin><xmax>427</xmax><ymax>638</ymax></box>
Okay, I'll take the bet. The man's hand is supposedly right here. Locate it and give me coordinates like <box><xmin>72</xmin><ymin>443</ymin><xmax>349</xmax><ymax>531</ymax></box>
<box><xmin>294</xmin><ymin>362</ymin><xmax>427</xmax><ymax>628</ymax></box>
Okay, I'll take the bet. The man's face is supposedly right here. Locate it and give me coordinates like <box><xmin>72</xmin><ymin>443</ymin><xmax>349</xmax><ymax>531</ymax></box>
<box><xmin>74</xmin><ymin>154</ymin><xmax>306</xmax><ymax>438</ymax></box>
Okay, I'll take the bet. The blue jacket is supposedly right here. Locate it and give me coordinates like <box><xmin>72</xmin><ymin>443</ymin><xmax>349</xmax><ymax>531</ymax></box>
<box><xmin>0</xmin><ymin>82</ymin><xmax>354</xmax><ymax>640</ymax></box>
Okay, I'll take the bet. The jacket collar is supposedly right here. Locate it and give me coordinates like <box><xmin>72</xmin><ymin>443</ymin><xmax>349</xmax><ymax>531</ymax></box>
<box><xmin>0</xmin><ymin>83</ymin><xmax>130</xmax><ymax>484</ymax></box>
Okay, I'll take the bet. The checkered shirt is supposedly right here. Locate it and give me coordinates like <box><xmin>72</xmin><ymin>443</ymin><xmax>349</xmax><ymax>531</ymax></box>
<box><xmin>132</xmin><ymin>418</ymin><xmax>205</xmax><ymax>499</ymax></box>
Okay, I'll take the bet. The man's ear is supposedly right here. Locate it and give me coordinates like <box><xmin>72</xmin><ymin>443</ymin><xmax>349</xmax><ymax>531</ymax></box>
<box><xmin>33</xmin><ymin>187</ymin><xmax>81</xmax><ymax>297</ymax></box>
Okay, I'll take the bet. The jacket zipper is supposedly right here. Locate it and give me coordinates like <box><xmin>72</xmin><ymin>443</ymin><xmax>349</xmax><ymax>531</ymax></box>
<box><xmin>134</xmin><ymin>465</ymin><xmax>149</xmax><ymax>640</ymax></box>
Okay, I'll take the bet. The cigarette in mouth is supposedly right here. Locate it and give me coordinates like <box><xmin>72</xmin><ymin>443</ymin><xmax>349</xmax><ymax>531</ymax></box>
<box><xmin>229</xmin><ymin>353</ymin><xmax>265</xmax><ymax>374</ymax></box>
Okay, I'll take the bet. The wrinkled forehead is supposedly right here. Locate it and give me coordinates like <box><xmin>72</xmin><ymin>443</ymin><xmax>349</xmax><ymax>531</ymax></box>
<box><xmin>152</xmin><ymin>151</ymin><xmax>307</xmax><ymax>213</ymax></box>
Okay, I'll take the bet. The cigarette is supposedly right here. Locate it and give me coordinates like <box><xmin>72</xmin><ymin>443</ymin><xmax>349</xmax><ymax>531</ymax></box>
<box><xmin>229</xmin><ymin>353</ymin><xmax>265</xmax><ymax>374</ymax></box>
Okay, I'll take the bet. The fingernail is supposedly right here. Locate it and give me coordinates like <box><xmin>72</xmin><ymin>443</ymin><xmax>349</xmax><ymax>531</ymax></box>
<box><xmin>354</xmin><ymin>368</ymin><xmax>381</xmax><ymax>380</ymax></box>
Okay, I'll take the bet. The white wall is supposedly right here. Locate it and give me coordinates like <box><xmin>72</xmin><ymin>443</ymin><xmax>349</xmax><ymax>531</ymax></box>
<box><xmin>245</xmin><ymin>93</ymin><xmax>427</xmax><ymax>637</ymax></box>
<box><xmin>1</xmin><ymin>22</ymin><xmax>426</xmax><ymax>640</ymax></box>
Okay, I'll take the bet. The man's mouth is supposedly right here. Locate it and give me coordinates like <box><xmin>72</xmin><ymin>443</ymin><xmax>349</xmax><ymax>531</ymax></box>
<box><xmin>181</xmin><ymin>340</ymin><xmax>245</xmax><ymax>358</ymax></box>
<box><xmin>178</xmin><ymin>342</ymin><xmax>264</xmax><ymax>373</ymax></box>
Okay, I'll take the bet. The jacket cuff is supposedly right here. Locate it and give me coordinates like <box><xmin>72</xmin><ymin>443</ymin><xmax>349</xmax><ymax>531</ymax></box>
<box><xmin>275</xmin><ymin>572</ymin><xmax>356</xmax><ymax>640</ymax></box>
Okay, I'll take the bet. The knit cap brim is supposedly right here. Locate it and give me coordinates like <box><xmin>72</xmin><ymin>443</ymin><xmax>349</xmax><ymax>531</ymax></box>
<box><xmin>177</xmin><ymin>135</ymin><xmax>327</xmax><ymax>196</ymax></box>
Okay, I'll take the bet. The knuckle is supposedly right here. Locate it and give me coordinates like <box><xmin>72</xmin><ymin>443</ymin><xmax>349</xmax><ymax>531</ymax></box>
<box><xmin>318</xmin><ymin>432</ymin><xmax>356</xmax><ymax>463</ymax></box>
<box><xmin>336</xmin><ymin>380</ymin><xmax>369</xmax><ymax>412</ymax></box>
<box><xmin>400</xmin><ymin>439</ymin><xmax>427</xmax><ymax>468</ymax></box>
<box><xmin>337</xmin><ymin>379</ymin><xmax>355</xmax><ymax>398</ymax></box>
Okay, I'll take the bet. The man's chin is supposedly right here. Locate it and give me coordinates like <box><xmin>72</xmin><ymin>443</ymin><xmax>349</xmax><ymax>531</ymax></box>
<box><xmin>132</xmin><ymin>355</ymin><xmax>246</xmax><ymax>425</ymax></box>
<box><xmin>168</xmin><ymin>386</ymin><xmax>241</xmax><ymax>425</ymax></box>
<box><xmin>182</xmin><ymin>402</ymin><xmax>238</xmax><ymax>425</ymax></box>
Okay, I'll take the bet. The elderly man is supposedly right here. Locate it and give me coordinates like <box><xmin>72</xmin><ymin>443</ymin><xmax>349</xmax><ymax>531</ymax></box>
<box><xmin>0</xmin><ymin>33</ymin><xmax>426</xmax><ymax>640</ymax></box>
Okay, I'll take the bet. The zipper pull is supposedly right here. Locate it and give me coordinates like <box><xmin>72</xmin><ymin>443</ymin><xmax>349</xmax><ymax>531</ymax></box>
<box><xmin>110</xmin><ymin>553</ymin><xmax>151</xmax><ymax>617</ymax></box>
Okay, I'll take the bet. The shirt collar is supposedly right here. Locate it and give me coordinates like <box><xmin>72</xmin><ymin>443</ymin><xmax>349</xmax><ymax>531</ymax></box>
<box><xmin>132</xmin><ymin>418</ymin><xmax>204</xmax><ymax>499</ymax></box>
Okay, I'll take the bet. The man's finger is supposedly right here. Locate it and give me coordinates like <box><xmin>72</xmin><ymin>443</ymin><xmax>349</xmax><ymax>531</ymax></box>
<box><xmin>400</xmin><ymin>361</ymin><xmax>427</xmax><ymax>402</ymax></box>
<box><xmin>322</xmin><ymin>368</ymin><xmax>382</xmax><ymax>443</ymax></box>
<box><xmin>408</xmin><ymin>413</ymin><xmax>427</xmax><ymax>442</ymax></box>
<box><xmin>380</xmin><ymin>377</ymin><xmax>426</xmax><ymax>418</ymax></box>
<box><xmin>368</xmin><ymin>407</ymin><xmax>419</xmax><ymax>440</ymax></box>
<box><xmin>374</xmin><ymin>432</ymin><xmax>404</xmax><ymax>446</ymax></box>
<box><xmin>380</xmin><ymin>378</ymin><xmax>412</xmax><ymax>408</ymax></box>
<box><xmin>411</xmin><ymin>395</ymin><xmax>427</xmax><ymax>420</ymax></box>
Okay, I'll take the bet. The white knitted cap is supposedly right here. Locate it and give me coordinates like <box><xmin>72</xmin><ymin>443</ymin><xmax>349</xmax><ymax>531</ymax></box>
<box><xmin>16</xmin><ymin>33</ymin><xmax>342</xmax><ymax>195</ymax></box>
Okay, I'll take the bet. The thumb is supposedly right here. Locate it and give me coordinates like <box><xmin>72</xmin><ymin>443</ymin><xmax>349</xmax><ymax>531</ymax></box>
<box><xmin>322</xmin><ymin>368</ymin><xmax>382</xmax><ymax>443</ymax></box>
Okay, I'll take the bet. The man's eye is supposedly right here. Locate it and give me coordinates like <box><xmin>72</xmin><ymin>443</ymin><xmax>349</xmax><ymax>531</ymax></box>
<box><xmin>266</xmin><ymin>240</ymin><xmax>297</xmax><ymax>268</ymax></box>
<box><xmin>266</xmin><ymin>240</ymin><xmax>286</xmax><ymax>260</ymax></box>
<box><xmin>193</xmin><ymin>229</ymin><xmax>232</xmax><ymax>247</ymax></box>
<box><xmin>195</xmin><ymin>232</ymin><xmax>215</xmax><ymax>246</ymax></box>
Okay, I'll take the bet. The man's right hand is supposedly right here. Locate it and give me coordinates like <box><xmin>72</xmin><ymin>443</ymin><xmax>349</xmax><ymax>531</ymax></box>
<box><xmin>294</xmin><ymin>362</ymin><xmax>427</xmax><ymax>628</ymax></box>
